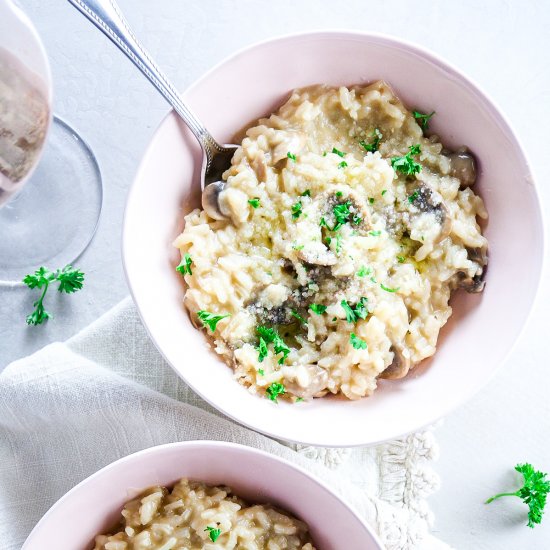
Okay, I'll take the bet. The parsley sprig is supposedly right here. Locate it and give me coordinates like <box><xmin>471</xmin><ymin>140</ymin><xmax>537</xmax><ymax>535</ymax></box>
<box><xmin>248</xmin><ymin>198</ymin><xmax>260</xmax><ymax>208</ymax></box>
<box><xmin>391</xmin><ymin>144</ymin><xmax>422</xmax><ymax>176</ymax></box>
<box><xmin>486</xmin><ymin>463</ymin><xmax>550</xmax><ymax>528</ymax></box>
<box><xmin>257</xmin><ymin>326</ymin><xmax>290</xmax><ymax>364</ymax></box>
<box><xmin>23</xmin><ymin>265</ymin><xmax>85</xmax><ymax>325</ymax></box>
<box><xmin>197</xmin><ymin>310</ymin><xmax>230</xmax><ymax>332</ymax></box>
<box><xmin>359</xmin><ymin>128</ymin><xmax>382</xmax><ymax>153</ymax></box>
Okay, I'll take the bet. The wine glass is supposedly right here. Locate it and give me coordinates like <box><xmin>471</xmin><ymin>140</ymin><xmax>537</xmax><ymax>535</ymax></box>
<box><xmin>0</xmin><ymin>0</ymin><xmax>102</xmax><ymax>284</ymax></box>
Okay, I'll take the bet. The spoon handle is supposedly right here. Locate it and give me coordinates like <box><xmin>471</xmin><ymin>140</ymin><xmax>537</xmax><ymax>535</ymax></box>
<box><xmin>67</xmin><ymin>0</ymin><xmax>223</xmax><ymax>156</ymax></box>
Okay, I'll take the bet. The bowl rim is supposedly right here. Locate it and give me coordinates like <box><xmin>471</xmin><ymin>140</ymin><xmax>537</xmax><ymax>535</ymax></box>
<box><xmin>122</xmin><ymin>30</ymin><xmax>545</xmax><ymax>447</ymax></box>
<box><xmin>22</xmin><ymin>440</ymin><xmax>382</xmax><ymax>549</ymax></box>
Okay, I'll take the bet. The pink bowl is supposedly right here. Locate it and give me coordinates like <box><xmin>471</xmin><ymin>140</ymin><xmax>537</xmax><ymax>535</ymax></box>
<box><xmin>123</xmin><ymin>31</ymin><xmax>544</xmax><ymax>447</ymax></box>
<box><xmin>22</xmin><ymin>441</ymin><xmax>381</xmax><ymax>550</ymax></box>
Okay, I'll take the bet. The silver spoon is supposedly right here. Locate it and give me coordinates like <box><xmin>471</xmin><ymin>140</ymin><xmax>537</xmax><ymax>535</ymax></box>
<box><xmin>67</xmin><ymin>0</ymin><xmax>236</xmax><ymax>219</ymax></box>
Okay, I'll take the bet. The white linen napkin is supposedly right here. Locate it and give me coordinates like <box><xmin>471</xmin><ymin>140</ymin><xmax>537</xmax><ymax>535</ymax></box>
<box><xmin>0</xmin><ymin>297</ymin><xmax>449</xmax><ymax>550</ymax></box>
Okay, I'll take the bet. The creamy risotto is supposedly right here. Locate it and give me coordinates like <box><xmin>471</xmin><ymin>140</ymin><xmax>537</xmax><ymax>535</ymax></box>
<box><xmin>94</xmin><ymin>478</ymin><xmax>315</xmax><ymax>550</ymax></box>
<box><xmin>174</xmin><ymin>81</ymin><xmax>488</xmax><ymax>402</ymax></box>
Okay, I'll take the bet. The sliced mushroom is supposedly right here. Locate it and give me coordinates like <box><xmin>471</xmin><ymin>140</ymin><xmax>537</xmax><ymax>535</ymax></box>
<box><xmin>456</xmin><ymin>272</ymin><xmax>485</xmax><ymax>293</ymax></box>
<box><xmin>409</xmin><ymin>183</ymin><xmax>452</xmax><ymax>243</ymax></box>
<box><xmin>455</xmin><ymin>247</ymin><xmax>487</xmax><ymax>293</ymax></box>
<box><xmin>449</xmin><ymin>149</ymin><xmax>477</xmax><ymax>188</ymax></box>
<box><xmin>467</xmin><ymin>246</ymin><xmax>488</xmax><ymax>266</ymax></box>
<box><xmin>283</xmin><ymin>364</ymin><xmax>329</xmax><ymax>399</ymax></box>
<box><xmin>379</xmin><ymin>343</ymin><xmax>412</xmax><ymax>380</ymax></box>
<box><xmin>202</xmin><ymin>180</ymin><xmax>228</xmax><ymax>220</ymax></box>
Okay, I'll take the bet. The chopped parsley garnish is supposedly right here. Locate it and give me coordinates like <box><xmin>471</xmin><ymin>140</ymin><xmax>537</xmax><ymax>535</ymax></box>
<box><xmin>205</xmin><ymin>526</ymin><xmax>221</xmax><ymax>542</ymax></box>
<box><xmin>197</xmin><ymin>311</ymin><xmax>230</xmax><ymax>332</ymax></box>
<box><xmin>369</xmin><ymin>230</ymin><xmax>381</xmax><ymax>237</ymax></box>
<box><xmin>335</xmin><ymin>191</ymin><xmax>343</xmax><ymax>197</ymax></box>
<box><xmin>291</xmin><ymin>201</ymin><xmax>303</xmax><ymax>219</ymax></box>
<box><xmin>292</xmin><ymin>243</ymin><xmax>304</xmax><ymax>250</ymax></box>
<box><xmin>350</xmin><ymin>333</ymin><xmax>368</xmax><ymax>349</ymax></box>
<box><xmin>248</xmin><ymin>197</ymin><xmax>260</xmax><ymax>208</ymax></box>
<box><xmin>341</xmin><ymin>297</ymin><xmax>369</xmax><ymax>323</ymax></box>
<box><xmin>356</xmin><ymin>265</ymin><xmax>371</xmax><ymax>277</ymax></box>
<box><xmin>266</xmin><ymin>382</ymin><xmax>286</xmax><ymax>402</ymax></box>
<box><xmin>332</xmin><ymin>147</ymin><xmax>346</xmax><ymax>157</ymax></box>
<box><xmin>341</xmin><ymin>300</ymin><xmax>356</xmax><ymax>323</ymax></box>
<box><xmin>256</xmin><ymin>326</ymin><xmax>290</xmax><ymax>364</ymax></box>
<box><xmin>176</xmin><ymin>253</ymin><xmax>193</xmax><ymax>276</ymax></box>
<box><xmin>290</xmin><ymin>309</ymin><xmax>308</xmax><ymax>325</ymax></box>
<box><xmin>370</xmin><ymin>276</ymin><xmax>378</xmax><ymax>284</ymax></box>
<box><xmin>486</xmin><ymin>463</ymin><xmax>550</xmax><ymax>528</ymax></box>
<box><xmin>257</xmin><ymin>337</ymin><xmax>269</xmax><ymax>362</ymax></box>
<box><xmin>335</xmin><ymin>234</ymin><xmax>343</xmax><ymax>255</ymax></box>
<box><xmin>408</xmin><ymin>190</ymin><xmax>419</xmax><ymax>204</ymax></box>
<box><xmin>359</xmin><ymin>128</ymin><xmax>382</xmax><ymax>153</ymax></box>
<box><xmin>380</xmin><ymin>283</ymin><xmax>399</xmax><ymax>293</ymax></box>
<box><xmin>338</xmin><ymin>160</ymin><xmax>348</xmax><ymax>169</ymax></box>
<box><xmin>353</xmin><ymin>297</ymin><xmax>369</xmax><ymax>319</ymax></box>
<box><xmin>396</xmin><ymin>255</ymin><xmax>405</xmax><ymax>263</ymax></box>
<box><xmin>296</xmin><ymin>397</ymin><xmax>304</xmax><ymax>402</ymax></box>
<box><xmin>412</xmin><ymin>110</ymin><xmax>435</xmax><ymax>130</ymax></box>
<box><xmin>287</xmin><ymin>152</ymin><xmax>297</xmax><ymax>162</ymax></box>
<box><xmin>325</xmin><ymin>236</ymin><xmax>332</xmax><ymax>245</ymax></box>
<box><xmin>332</xmin><ymin>201</ymin><xmax>360</xmax><ymax>231</ymax></box>
<box><xmin>309</xmin><ymin>304</ymin><xmax>327</xmax><ymax>315</ymax></box>
<box><xmin>381</xmin><ymin>189</ymin><xmax>387</xmax><ymax>196</ymax></box>
<box><xmin>301</xmin><ymin>189</ymin><xmax>311</xmax><ymax>197</ymax></box>
<box><xmin>23</xmin><ymin>265</ymin><xmax>85</xmax><ymax>326</ymax></box>
<box><xmin>368</xmin><ymin>197</ymin><xmax>375</xmax><ymax>204</ymax></box>
<box><xmin>258</xmin><ymin>368</ymin><xmax>265</xmax><ymax>376</ymax></box>
<box><xmin>319</xmin><ymin>216</ymin><xmax>328</xmax><ymax>228</ymax></box>
<box><xmin>391</xmin><ymin>144</ymin><xmax>422</xmax><ymax>176</ymax></box>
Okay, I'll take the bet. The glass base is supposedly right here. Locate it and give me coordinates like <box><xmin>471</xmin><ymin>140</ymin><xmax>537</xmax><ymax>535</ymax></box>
<box><xmin>0</xmin><ymin>116</ymin><xmax>102</xmax><ymax>284</ymax></box>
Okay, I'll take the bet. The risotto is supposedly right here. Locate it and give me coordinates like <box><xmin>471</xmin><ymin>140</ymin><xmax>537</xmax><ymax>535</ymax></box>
<box><xmin>94</xmin><ymin>478</ymin><xmax>315</xmax><ymax>550</ymax></box>
<box><xmin>174</xmin><ymin>81</ymin><xmax>488</xmax><ymax>402</ymax></box>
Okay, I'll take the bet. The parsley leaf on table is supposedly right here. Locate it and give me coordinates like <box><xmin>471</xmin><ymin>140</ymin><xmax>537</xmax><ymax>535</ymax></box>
<box><xmin>486</xmin><ymin>463</ymin><xmax>550</xmax><ymax>528</ymax></box>
<box><xmin>23</xmin><ymin>265</ymin><xmax>85</xmax><ymax>325</ymax></box>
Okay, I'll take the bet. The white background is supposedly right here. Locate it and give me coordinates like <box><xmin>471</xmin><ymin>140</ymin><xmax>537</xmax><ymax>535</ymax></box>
<box><xmin>1</xmin><ymin>1</ymin><xmax>549</xmax><ymax>548</ymax></box>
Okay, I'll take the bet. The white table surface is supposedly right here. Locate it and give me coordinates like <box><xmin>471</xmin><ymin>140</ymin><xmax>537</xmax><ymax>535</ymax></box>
<box><xmin>1</xmin><ymin>0</ymin><xmax>549</xmax><ymax>548</ymax></box>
